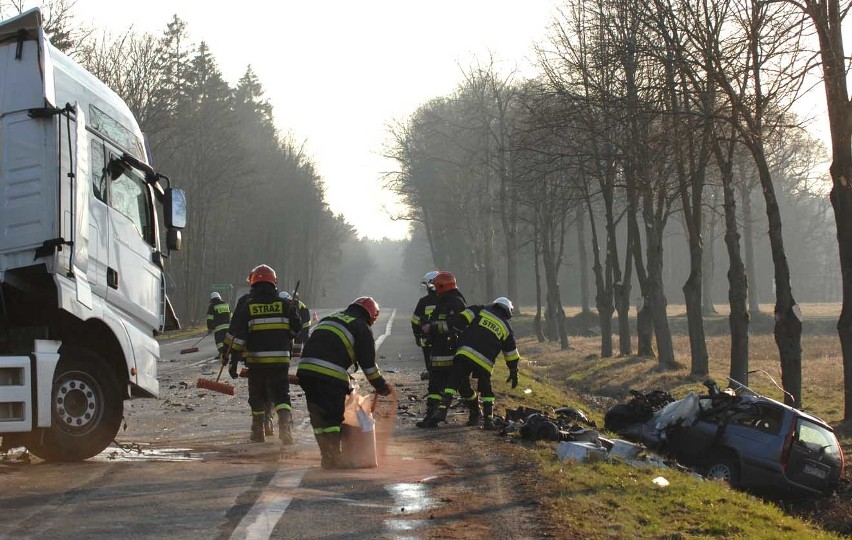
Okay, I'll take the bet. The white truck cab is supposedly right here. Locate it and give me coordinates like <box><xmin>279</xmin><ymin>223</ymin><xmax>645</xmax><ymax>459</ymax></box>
<box><xmin>0</xmin><ymin>8</ymin><xmax>187</xmax><ymax>461</ymax></box>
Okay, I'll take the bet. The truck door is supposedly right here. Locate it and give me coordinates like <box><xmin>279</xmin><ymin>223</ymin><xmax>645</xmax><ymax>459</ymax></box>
<box><xmin>104</xmin><ymin>150</ymin><xmax>161</xmax><ymax>330</ymax></box>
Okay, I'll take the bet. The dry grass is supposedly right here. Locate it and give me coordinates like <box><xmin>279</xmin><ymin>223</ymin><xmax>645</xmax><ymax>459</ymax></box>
<box><xmin>527</xmin><ymin>302</ymin><xmax>842</xmax><ymax>320</ymax></box>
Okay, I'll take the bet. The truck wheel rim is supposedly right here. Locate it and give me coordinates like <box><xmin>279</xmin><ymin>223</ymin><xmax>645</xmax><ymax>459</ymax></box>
<box><xmin>55</xmin><ymin>371</ymin><xmax>102</xmax><ymax>434</ymax></box>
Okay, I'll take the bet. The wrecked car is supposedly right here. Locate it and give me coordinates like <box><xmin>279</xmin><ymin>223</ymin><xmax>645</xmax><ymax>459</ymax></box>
<box><xmin>609</xmin><ymin>382</ymin><xmax>845</xmax><ymax>498</ymax></box>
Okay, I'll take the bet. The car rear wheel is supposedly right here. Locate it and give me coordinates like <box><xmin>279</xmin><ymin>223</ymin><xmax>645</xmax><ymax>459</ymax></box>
<box><xmin>706</xmin><ymin>456</ymin><xmax>740</xmax><ymax>487</ymax></box>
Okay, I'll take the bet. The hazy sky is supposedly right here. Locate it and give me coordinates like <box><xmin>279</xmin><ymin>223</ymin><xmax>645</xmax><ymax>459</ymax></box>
<box><xmin>69</xmin><ymin>1</ymin><xmax>562</xmax><ymax>240</ymax></box>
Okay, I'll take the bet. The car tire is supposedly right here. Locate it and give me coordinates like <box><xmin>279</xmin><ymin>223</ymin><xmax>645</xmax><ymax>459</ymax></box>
<box><xmin>27</xmin><ymin>347</ymin><xmax>123</xmax><ymax>462</ymax></box>
<box><xmin>706</xmin><ymin>456</ymin><xmax>740</xmax><ymax>487</ymax></box>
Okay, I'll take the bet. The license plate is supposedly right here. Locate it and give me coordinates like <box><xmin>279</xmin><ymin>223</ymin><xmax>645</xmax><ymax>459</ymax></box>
<box><xmin>803</xmin><ymin>464</ymin><xmax>828</xmax><ymax>479</ymax></box>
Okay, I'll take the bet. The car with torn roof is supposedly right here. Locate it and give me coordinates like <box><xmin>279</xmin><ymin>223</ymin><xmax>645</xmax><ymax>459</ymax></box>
<box><xmin>611</xmin><ymin>381</ymin><xmax>845</xmax><ymax>498</ymax></box>
<box><xmin>662</xmin><ymin>387</ymin><xmax>844</xmax><ymax>498</ymax></box>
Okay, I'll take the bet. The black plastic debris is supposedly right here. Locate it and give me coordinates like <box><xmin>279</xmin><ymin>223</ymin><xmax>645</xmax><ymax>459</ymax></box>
<box><xmin>604</xmin><ymin>389</ymin><xmax>674</xmax><ymax>433</ymax></box>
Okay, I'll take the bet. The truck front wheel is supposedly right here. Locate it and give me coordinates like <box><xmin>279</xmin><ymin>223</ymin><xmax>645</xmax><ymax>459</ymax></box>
<box><xmin>27</xmin><ymin>347</ymin><xmax>124</xmax><ymax>461</ymax></box>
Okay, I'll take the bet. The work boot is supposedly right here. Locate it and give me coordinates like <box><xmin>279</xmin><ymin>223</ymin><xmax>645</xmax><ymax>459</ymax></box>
<box><xmin>316</xmin><ymin>431</ymin><xmax>343</xmax><ymax>469</ymax></box>
<box><xmin>264</xmin><ymin>403</ymin><xmax>275</xmax><ymax>437</ymax></box>
<box><xmin>250</xmin><ymin>414</ymin><xmax>265</xmax><ymax>443</ymax></box>
<box><xmin>421</xmin><ymin>395</ymin><xmax>452</xmax><ymax>428</ymax></box>
<box><xmin>482</xmin><ymin>401</ymin><xmax>495</xmax><ymax>430</ymax></box>
<box><xmin>278</xmin><ymin>409</ymin><xmax>294</xmax><ymax>446</ymax></box>
<box><xmin>465</xmin><ymin>398</ymin><xmax>481</xmax><ymax>427</ymax></box>
<box><xmin>415</xmin><ymin>398</ymin><xmax>439</xmax><ymax>428</ymax></box>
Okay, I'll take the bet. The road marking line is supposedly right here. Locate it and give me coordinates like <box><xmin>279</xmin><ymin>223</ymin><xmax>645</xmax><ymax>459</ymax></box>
<box><xmin>229</xmin><ymin>467</ymin><xmax>308</xmax><ymax>540</ymax></box>
<box><xmin>375</xmin><ymin>308</ymin><xmax>396</xmax><ymax>351</ymax></box>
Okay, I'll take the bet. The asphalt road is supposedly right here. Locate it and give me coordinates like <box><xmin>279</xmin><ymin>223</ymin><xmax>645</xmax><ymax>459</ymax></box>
<box><xmin>0</xmin><ymin>308</ymin><xmax>451</xmax><ymax>540</ymax></box>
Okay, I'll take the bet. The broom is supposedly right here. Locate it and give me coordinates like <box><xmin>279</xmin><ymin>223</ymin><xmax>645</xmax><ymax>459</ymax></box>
<box><xmin>197</xmin><ymin>363</ymin><xmax>235</xmax><ymax>395</ymax></box>
<box><xmin>180</xmin><ymin>333</ymin><xmax>209</xmax><ymax>354</ymax></box>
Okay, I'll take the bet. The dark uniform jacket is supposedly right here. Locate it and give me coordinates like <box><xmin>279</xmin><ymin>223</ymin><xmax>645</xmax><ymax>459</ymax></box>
<box><xmin>449</xmin><ymin>304</ymin><xmax>521</xmax><ymax>374</ymax></box>
<box><xmin>297</xmin><ymin>306</ymin><xmax>388</xmax><ymax>391</ymax></box>
<box><xmin>296</xmin><ymin>300</ymin><xmax>311</xmax><ymax>343</ymax></box>
<box><xmin>424</xmin><ymin>289</ymin><xmax>467</xmax><ymax>368</ymax></box>
<box><xmin>226</xmin><ymin>283</ymin><xmax>302</xmax><ymax>366</ymax></box>
<box><xmin>207</xmin><ymin>298</ymin><xmax>231</xmax><ymax>335</ymax></box>
<box><xmin>411</xmin><ymin>291</ymin><xmax>438</xmax><ymax>347</ymax></box>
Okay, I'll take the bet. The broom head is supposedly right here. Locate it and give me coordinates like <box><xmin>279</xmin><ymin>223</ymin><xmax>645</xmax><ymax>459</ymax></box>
<box><xmin>180</xmin><ymin>346</ymin><xmax>199</xmax><ymax>354</ymax></box>
<box><xmin>197</xmin><ymin>377</ymin><xmax>235</xmax><ymax>395</ymax></box>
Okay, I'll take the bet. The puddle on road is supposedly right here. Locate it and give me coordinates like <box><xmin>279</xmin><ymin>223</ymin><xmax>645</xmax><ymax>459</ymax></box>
<box><xmin>91</xmin><ymin>446</ymin><xmax>205</xmax><ymax>463</ymax></box>
<box><xmin>384</xmin><ymin>481</ymin><xmax>435</xmax><ymax>539</ymax></box>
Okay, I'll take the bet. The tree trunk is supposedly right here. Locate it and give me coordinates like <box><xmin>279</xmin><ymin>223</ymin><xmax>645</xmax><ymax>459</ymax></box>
<box><xmin>720</xmin><ymin>151</ymin><xmax>749</xmax><ymax>387</ymax></box>
<box><xmin>754</xmin><ymin>152</ymin><xmax>802</xmax><ymax>408</ymax></box>
<box><xmin>586</xmin><ymin>197</ymin><xmax>613</xmax><ymax>357</ymax></box>
<box><xmin>615</xmin><ymin>231</ymin><xmax>633</xmax><ymax>356</ymax></box>
<box><xmin>832</xmin><ymin>162</ymin><xmax>852</xmax><ymax>421</ymax></box>
<box><xmin>808</xmin><ymin>5</ymin><xmax>852</xmax><ymax>419</ymax></box>
<box><xmin>506</xmin><ymin>195</ymin><xmax>519</xmax><ymax>302</ymax></box>
<box><xmin>740</xmin><ymin>181</ymin><xmax>760</xmax><ymax>314</ymax></box>
<box><xmin>533</xmin><ymin>225</ymin><xmax>546</xmax><ymax>342</ymax></box>
<box><xmin>577</xmin><ymin>205</ymin><xmax>591</xmax><ymax>314</ymax></box>
<box><xmin>702</xmin><ymin>203</ymin><xmax>718</xmax><ymax>315</ymax></box>
<box><xmin>645</xmin><ymin>211</ymin><xmax>676</xmax><ymax>369</ymax></box>
<box><xmin>630</xmin><ymin>204</ymin><xmax>654</xmax><ymax>357</ymax></box>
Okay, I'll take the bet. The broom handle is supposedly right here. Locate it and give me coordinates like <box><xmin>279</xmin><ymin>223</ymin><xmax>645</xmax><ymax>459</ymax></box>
<box><xmin>215</xmin><ymin>363</ymin><xmax>226</xmax><ymax>383</ymax></box>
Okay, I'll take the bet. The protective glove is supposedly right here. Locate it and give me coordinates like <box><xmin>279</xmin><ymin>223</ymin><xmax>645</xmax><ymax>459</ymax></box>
<box><xmin>228</xmin><ymin>359</ymin><xmax>239</xmax><ymax>379</ymax></box>
<box><xmin>421</xmin><ymin>323</ymin><xmax>431</xmax><ymax>335</ymax></box>
<box><xmin>375</xmin><ymin>383</ymin><xmax>393</xmax><ymax>397</ymax></box>
<box><xmin>506</xmin><ymin>370</ymin><xmax>518</xmax><ymax>389</ymax></box>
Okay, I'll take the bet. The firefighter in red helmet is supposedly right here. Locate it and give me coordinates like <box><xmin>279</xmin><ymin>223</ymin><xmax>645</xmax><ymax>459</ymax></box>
<box><xmin>296</xmin><ymin>296</ymin><xmax>393</xmax><ymax>468</ymax></box>
<box><xmin>223</xmin><ymin>264</ymin><xmax>302</xmax><ymax>444</ymax></box>
<box><xmin>416</xmin><ymin>271</ymin><xmax>469</xmax><ymax>428</ymax></box>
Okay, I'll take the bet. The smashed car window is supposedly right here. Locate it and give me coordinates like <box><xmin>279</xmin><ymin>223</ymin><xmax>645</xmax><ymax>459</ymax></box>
<box><xmin>796</xmin><ymin>419</ymin><xmax>840</xmax><ymax>458</ymax></box>
<box><xmin>731</xmin><ymin>404</ymin><xmax>783</xmax><ymax>434</ymax></box>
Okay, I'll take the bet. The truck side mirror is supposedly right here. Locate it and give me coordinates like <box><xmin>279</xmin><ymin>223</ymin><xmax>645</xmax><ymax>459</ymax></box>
<box><xmin>164</xmin><ymin>188</ymin><xmax>187</xmax><ymax>229</ymax></box>
<box><xmin>167</xmin><ymin>228</ymin><xmax>182</xmax><ymax>251</ymax></box>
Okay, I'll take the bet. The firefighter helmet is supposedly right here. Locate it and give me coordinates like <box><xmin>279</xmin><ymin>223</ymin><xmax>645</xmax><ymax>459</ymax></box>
<box><xmin>493</xmin><ymin>297</ymin><xmax>514</xmax><ymax>318</ymax></box>
<box><xmin>210</xmin><ymin>292</ymin><xmax>221</xmax><ymax>301</ymax></box>
<box><xmin>248</xmin><ymin>264</ymin><xmax>277</xmax><ymax>286</ymax></box>
<box><xmin>432</xmin><ymin>271</ymin><xmax>457</xmax><ymax>296</ymax></box>
<box><xmin>279</xmin><ymin>291</ymin><xmax>292</xmax><ymax>300</ymax></box>
<box><xmin>421</xmin><ymin>271</ymin><xmax>439</xmax><ymax>290</ymax></box>
<box><xmin>350</xmin><ymin>296</ymin><xmax>380</xmax><ymax>326</ymax></box>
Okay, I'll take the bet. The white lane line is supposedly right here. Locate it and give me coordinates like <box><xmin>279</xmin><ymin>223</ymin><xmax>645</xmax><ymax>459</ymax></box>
<box><xmin>229</xmin><ymin>468</ymin><xmax>309</xmax><ymax>540</ymax></box>
<box><xmin>375</xmin><ymin>308</ymin><xmax>396</xmax><ymax>351</ymax></box>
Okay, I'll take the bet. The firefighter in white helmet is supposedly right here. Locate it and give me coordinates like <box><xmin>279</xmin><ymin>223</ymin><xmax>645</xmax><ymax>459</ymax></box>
<box><xmin>411</xmin><ymin>271</ymin><xmax>439</xmax><ymax>376</ymax></box>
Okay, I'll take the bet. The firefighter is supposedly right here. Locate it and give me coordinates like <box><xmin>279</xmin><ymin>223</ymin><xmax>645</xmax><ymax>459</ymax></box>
<box><xmin>421</xmin><ymin>297</ymin><xmax>520</xmax><ymax>429</ymax></box>
<box><xmin>222</xmin><ymin>264</ymin><xmax>302</xmax><ymax>444</ymax></box>
<box><xmin>207</xmin><ymin>292</ymin><xmax>231</xmax><ymax>358</ymax></box>
<box><xmin>411</xmin><ymin>271</ymin><xmax>439</xmax><ymax>376</ymax></box>
<box><xmin>279</xmin><ymin>290</ymin><xmax>312</xmax><ymax>357</ymax></box>
<box><xmin>415</xmin><ymin>271</ymin><xmax>467</xmax><ymax>428</ymax></box>
<box><xmin>296</xmin><ymin>297</ymin><xmax>393</xmax><ymax>469</ymax></box>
